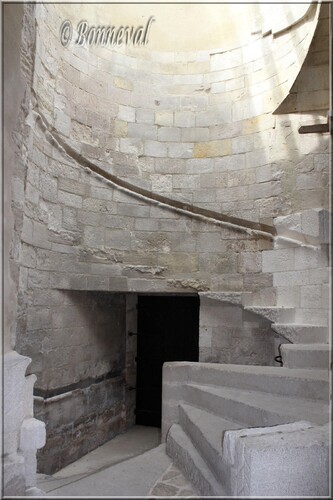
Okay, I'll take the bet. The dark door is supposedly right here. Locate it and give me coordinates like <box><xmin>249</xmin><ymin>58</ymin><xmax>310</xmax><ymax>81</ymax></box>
<box><xmin>136</xmin><ymin>295</ymin><xmax>199</xmax><ymax>427</ymax></box>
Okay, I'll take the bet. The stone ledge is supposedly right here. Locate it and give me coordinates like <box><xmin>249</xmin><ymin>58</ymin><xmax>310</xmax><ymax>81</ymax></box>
<box><xmin>274</xmin><ymin>209</ymin><xmax>330</xmax><ymax>247</ymax></box>
<box><xmin>199</xmin><ymin>291</ymin><xmax>252</xmax><ymax>306</ymax></box>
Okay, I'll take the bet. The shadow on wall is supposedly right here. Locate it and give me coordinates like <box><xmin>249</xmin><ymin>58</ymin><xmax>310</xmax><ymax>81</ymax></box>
<box><xmin>32</xmin><ymin>290</ymin><xmax>127</xmax><ymax>474</ymax></box>
<box><xmin>199</xmin><ymin>299</ymin><xmax>284</xmax><ymax>366</ymax></box>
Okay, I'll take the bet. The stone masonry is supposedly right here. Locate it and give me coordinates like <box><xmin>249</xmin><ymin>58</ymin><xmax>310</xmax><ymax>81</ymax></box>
<box><xmin>3</xmin><ymin>2</ymin><xmax>330</xmax><ymax>494</ymax></box>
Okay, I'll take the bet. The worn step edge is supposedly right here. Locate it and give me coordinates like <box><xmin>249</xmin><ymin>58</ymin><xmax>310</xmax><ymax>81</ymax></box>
<box><xmin>272</xmin><ymin>323</ymin><xmax>328</xmax><ymax>343</ymax></box>
<box><xmin>244</xmin><ymin>306</ymin><xmax>295</xmax><ymax>323</ymax></box>
<box><xmin>184</xmin><ymin>383</ymin><xmax>329</xmax><ymax>427</ymax></box>
<box><xmin>281</xmin><ymin>343</ymin><xmax>331</xmax><ymax>369</ymax></box>
<box><xmin>166</xmin><ymin>423</ymin><xmax>225</xmax><ymax>497</ymax></box>
<box><xmin>163</xmin><ymin>362</ymin><xmax>329</xmax><ymax>401</ymax></box>
<box><xmin>179</xmin><ymin>403</ymin><xmax>241</xmax><ymax>491</ymax></box>
<box><xmin>222</xmin><ymin>420</ymin><xmax>314</xmax><ymax>466</ymax></box>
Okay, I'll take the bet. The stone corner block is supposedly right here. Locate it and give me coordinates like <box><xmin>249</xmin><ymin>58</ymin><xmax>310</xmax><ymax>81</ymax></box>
<box><xmin>224</xmin><ymin>422</ymin><xmax>329</xmax><ymax>497</ymax></box>
<box><xmin>222</xmin><ymin>421</ymin><xmax>313</xmax><ymax>465</ymax></box>
<box><xmin>19</xmin><ymin>418</ymin><xmax>46</xmax><ymax>452</ymax></box>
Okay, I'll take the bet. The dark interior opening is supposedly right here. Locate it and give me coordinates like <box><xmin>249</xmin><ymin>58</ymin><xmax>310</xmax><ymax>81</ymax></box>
<box><xmin>135</xmin><ymin>294</ymin><xmax>199</xmax><ymax>427</ymax></box>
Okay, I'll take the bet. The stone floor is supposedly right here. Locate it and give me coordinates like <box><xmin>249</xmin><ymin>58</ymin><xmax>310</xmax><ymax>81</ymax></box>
<box><xmin>149</xmin><ymin>463</ymin><xmax>197</xmax><ymax>497</ymax></box>
<box><xmin>37</xmin><ymin>425</ymin><xmax>198</xmax><ymax>497</ymax></box>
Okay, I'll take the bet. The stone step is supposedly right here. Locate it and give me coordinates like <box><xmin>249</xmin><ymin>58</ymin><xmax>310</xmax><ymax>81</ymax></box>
<box><xmin>166</xmin><ymin>423</ymin><xmax>225</xmax><ymax>496</ymax></box>
<box><xmin>184</xmin><ymin>383</ymin><xmax>329</xmax><ymax>427</ymax></box>
<box><xmin>274</xmin><ymin>209</ymin><xmax>329</xmax><ymax>246</ymax></box>
<box><xmin>178</xmin><ymin>403</ymin><xmax>241</xmax><ymax>491</ymax></box>
<box><xmin>272</xmin><ymin>323</ymin><xmax>328</xmax><ymax>343</ymax></box>
<box><xmin>281</xmin><ymin>343</ymin><xmax>331</xmax><ymax>369</ymax></box>
<box><xmin>244</xmin><ymin>306</ymin><xmax>295</xmax><ymax>323</ymax></box>
<box><xmin>163</xmin><ymin>362</ymin><xmax>329</xmax><ymax>401</ymax></box>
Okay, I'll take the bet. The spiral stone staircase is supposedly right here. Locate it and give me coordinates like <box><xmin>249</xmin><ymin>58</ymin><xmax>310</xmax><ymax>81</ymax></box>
<box><xmin>163</xmin><ymin>363</ymin><xmax>329</xmax><ymax>496</ymax></box>
<box><xmin>162</xmin><ymin>209</ymin><xmax>331</xmax><ymax>497</ymax></box>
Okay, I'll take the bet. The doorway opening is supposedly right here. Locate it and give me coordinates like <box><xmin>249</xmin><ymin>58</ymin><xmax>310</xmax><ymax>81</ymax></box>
<box><xmin>135</xmin><ymin>294</ymin><xmax>199</xmax><ymax>428</ymax></box>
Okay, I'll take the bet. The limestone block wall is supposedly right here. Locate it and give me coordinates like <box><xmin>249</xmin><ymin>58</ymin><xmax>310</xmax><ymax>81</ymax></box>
<box><xmin>199</xmin><ymin>294</ymin><xmax>277</xmax><ymax>366</ymax></box>
<box><xmin>6</xmin><ymin>1</ymin><xmax>330</xmax><ymax>479</ymax></box>
<box><xmin>19</xmin><ymin>291</ymin><xmax>126</xmax><ymax>387</ymax></box>
<box><xmin>15</xmin><ymin>120</ymin><xmax>274</xmax><ymax>298</ymax></box>
<box><xmin>15</xmin><ymin>99</ymin><xmax>276</xmax><ymax>471</ymax></box>
<box><xmin>264</xmin><ymin>209</ymin><xmax>330</xmax><ymax>327</ymax></box>
<box><xmin>30</xmin><ymin>3</ymin><xmax>329</xmax><ymax>227</ymax></box>
<box><xmin>19</xmin><ymin>291</ymin><xmax>127</xmax><ymax>474</ymax></box>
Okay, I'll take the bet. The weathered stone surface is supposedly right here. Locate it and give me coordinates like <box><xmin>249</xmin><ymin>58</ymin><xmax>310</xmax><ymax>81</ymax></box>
<box><xmin>6</xmin><ymin>4</ymin><xmax>330</xmax><ymax>496</ymax></box>
<box><xmin>20</xmin><ymin>418</ymin><xmax>45</xmax><ymax>451</ymax></box>
<box><xmin>149</xmin><ymin>463</ymin><xmax>197</xmax><ymax>497</ymax></box>
<box><xmin>150</xmin><ymin>482</ymin><xmax>179</xmax><ymax>496</ymax></box>
<box><xmin>226</xmin><ymin>423</ymin><xmax>330</xmax><ymax>497</ymax></box>
<box><xmin>3</xmin><ymin>455</ymin><xmax>26</xmax><ymax>497</ymax></box>
<box><xmin>200</xmin><ymin>297</ymin><xmax>276</xmax><ymax>365</ymax></box>
<box><xmin>194</xmin><ymin>139</ymin><xmax>231</xmax><ymax>158</ymax></box>
<box><xmin>35</xmin><ymin>376</ymin><xmax>125</xmax><ymax>474</ymax></box>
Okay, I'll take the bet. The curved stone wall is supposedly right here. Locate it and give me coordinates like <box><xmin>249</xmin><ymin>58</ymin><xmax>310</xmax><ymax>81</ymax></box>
<box><xmin>32</xmin><ymin>3</ymin><xmax>329</xmax><ymax>226</ymax></box>
<box><xmin>8</xmin><ymin>2</ymin><xmax>330</xmax><ymax>475</ymax></box>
